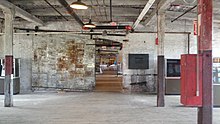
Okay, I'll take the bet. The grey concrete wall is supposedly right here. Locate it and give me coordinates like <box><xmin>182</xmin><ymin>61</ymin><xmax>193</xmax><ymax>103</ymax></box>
<box><xmin>0</xmin><ymin>36</ymin><xmax>3</xmax><ymax>58</ymax></box>
<box><xmin>121</xmin><ymin>32</ymin><xmax>190</xmax><ymax>92</ymax></box>
<box><xmin>13</xmin><ymin>35</ymin><xmax>33</xmax><ymax>93</ymax></box>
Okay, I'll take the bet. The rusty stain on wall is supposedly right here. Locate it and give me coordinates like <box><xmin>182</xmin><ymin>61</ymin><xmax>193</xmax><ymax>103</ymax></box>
<box><xmin>32</xmin><ymin>35</ymin><xmax>95</xmax><ymax>91</ymax></box>
<box><xmin>56</xmin><ymin>41</ymin><xmax>85</xmax><ymax>79</ymax></box>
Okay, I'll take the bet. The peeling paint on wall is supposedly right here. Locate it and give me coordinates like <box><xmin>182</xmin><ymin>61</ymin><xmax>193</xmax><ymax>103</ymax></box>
<box><xmin>32</xmin><ymin>35</ymin><xmax>95</xmax><ymax>91</ymax></box>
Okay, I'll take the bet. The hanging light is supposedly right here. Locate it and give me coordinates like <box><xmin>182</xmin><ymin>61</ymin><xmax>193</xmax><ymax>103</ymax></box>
<box><xmin>83</xmin><ymin>6</ymin><xmax>96</xmax><ymax>28</ymax></box>
<box><xmin>70</xmin><ymin>0</ymin><xmax>88</xmax><ymax>10</ymax></box>
<box><xmin>83</xmin><ymin>19</ymin><xmax>96</xmax><ymax>28</ymax></box>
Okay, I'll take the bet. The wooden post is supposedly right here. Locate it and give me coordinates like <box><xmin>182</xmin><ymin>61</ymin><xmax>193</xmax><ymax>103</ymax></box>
<box><xmin>157</xmin><ymin>10</ymin><xmax>165</xmax><ymax>107</ymax></box>
<box><xmin>3</xmin><ymin>8</ymin><xmax>14</xmax><ymax>107</ymax></box>
<box><xmin>197</xmin><ymin>0</ymin><xmax>213</xmax><ymax>123</ymax></box>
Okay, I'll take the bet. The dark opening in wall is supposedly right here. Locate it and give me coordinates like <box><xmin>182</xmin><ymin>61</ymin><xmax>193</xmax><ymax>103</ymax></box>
<box><xmin>128</xmin><ymin>54</ymin><xmax>149</xmax><ymax>69</ymax></box>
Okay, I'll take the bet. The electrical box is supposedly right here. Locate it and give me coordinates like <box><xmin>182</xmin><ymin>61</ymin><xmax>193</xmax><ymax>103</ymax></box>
<box><xmin>180</xmin><ymin>54</ymin><xmax>202</xmax><ymax>107</ymax></box>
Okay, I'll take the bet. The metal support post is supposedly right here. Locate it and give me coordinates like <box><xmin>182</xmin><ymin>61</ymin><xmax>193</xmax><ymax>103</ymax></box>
<box><xmin>197</xmin><ymin>0</ymin><xmax>213</xmax><ymax>123</ymax></box>
<box><xmin>157</xmin><ymin>10</ymin><xmax>165</xmax><ymax>107</ymax></box>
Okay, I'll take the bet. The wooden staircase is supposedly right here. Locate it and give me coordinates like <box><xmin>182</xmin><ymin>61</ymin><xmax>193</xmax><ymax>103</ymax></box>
<box><xmin>95</xmin><ymin>75</ymin><xmax>123</xmax><ymax>92</ymax></box>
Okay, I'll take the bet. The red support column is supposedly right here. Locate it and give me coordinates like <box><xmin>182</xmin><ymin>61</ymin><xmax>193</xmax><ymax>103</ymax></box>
<box><xmin>4</xmin><ymin>55</ymin><xmax>13</xmax><ymax>107</ymax></box>
<box><xmin>197</xmin><ymin>0</ymin><xmax>213</xmax><ymax>123</ymax></box>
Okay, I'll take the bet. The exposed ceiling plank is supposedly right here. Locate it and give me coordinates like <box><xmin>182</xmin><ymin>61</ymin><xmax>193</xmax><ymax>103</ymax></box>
<box><xmin>166</xmin><ymin>11</ymin><xmax>220</xmax><ymax>23</ymax></box>
<box><xmin>0</xmin><ymin>0</ymin><xmax>44</xmax><ymax>25</ymax></box>
<box><xmin>132</xmin><ymin>0</ymin><xmax>156</xmax><ymax>29</ymax></box>
<box><xmin>57</xmin><ymin>0</ymin><xmax>84</xmax><ymax>26</ymax></box>
<box><xmin>25</xmin><ymin>7</ymin><xmax>142</xmax><ymax>17</ymax></box>
<box><xmin>9</xmin><ymin>0</ymin><xmax>153</xmax><ymax>6</ymax></box>
<box><xmin>143</xmin><ymin>0</ymin><xmax>175</xmax><ymax>26</ymax></box>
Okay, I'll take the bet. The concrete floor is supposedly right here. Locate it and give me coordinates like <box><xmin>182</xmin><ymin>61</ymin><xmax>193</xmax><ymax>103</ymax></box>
<box><xmin>0</xmin><ymin>92</ymin><xmax>219</xmax><ymax>124</ymax></box>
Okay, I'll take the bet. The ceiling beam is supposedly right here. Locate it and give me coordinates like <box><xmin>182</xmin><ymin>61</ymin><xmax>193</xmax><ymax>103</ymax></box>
<box><xmin>143</xmin><ymin>0</ymin><xmax>175</xmax><ymax>26</ymax></box>
<box><xmin>166</xmin><ymin>11</ymin><xmax>220</xmax><ymax>23</ymax></box>
<box><xmin>132</xmin><ymin>0</ymin><xmax>156</xmax><ymax>29</ymax></box>
<box><xmin>57</xmin><ymin>0</ymin><xmax>84</xmax><ymax>27</ymax></box>
<box><xmin>25</xmin><ymin>7</ymin><xmax>142</xmax><ymax>17</ymax></box>
<box><xmin>10</xmin><ymin>0</ymin><xmax>154</xmax><ymax>6</ymax></box>
<box><xmin>0</xmin><ymin>0</ymin><xmax>44</xmax><ymax>25</ymax></box>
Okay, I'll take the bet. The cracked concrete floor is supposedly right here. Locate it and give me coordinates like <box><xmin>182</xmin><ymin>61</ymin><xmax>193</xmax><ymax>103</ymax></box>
<box><xmin>0</xmin><ymin>92</ymin><xmax>219</xmax><ymax>124</ymax></box>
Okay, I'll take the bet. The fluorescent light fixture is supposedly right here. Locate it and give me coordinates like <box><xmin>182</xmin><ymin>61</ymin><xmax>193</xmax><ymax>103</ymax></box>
<box><xmin>70</xmin><ymin>0</ymin><xmax>88</xmax><ymax>10</ymax></box>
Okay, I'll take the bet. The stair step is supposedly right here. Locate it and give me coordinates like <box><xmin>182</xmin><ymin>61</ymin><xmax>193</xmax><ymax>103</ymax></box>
<box><xmin>96</xmin><ymin>80</ymin><xmax>122</xmax><ymax>82</ymax></box>
<box><xmin>96</xmin><ymin>82</ymin><xmax>121</xmax><ymax>85</ymax></box>
<box><xmin>95</xmin><ymin>87</ymin><xmax>122</xmax><ymax>92</ymax></box>
<box><xmin>95</xmin><ymin>86</ymin><xmax>122</xmax><ymax>89</ymax></box>
<box><xmin>95</xmin><ymin>74</ymin><xmax>123</xmax><ymax>92</ymax></box>
<box><xmin>96</xmin><ymin>81</ymin><xmax>122</xmax><ymax>83</ymax></box>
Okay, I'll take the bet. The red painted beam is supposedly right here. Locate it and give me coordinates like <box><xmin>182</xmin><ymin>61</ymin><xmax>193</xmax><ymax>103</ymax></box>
<box><xmin>5</xmin><ymin>55</ymin><xmax>13</xmax><ymax>75</ymax></box>
<box><xmin>197</xmin><ymin>0</ymin><xmax>213</xmax><ymax>123</ymax></box>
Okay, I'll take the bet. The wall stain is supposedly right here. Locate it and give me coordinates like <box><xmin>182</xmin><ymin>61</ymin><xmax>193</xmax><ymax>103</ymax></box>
<box><xmin>56</xmin><ymin>41</ymin><xmax>85</xmax><ymax>79</ymax></box>
<box><xmin>32</xmin><ymin>36</ymin><xmax>95</xmax><ymax>90</ymax></box>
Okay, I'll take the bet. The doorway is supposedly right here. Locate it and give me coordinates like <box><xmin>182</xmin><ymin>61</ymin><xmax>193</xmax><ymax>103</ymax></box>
<box><xmin>94</xmin><ymin>38</ymin><xmax>123</xmax><ymax>92</ymax></box>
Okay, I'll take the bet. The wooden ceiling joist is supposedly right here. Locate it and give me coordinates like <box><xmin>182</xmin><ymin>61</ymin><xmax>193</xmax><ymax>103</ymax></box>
<box><xmin>143</xmin><ymin>0</ymin><xmax>175</xmax><ymax>26</ymax></box>
<box><xmin>0</xmin><ymin>0</ymin><xmax>44</xmax><ymax>25</ymax></box>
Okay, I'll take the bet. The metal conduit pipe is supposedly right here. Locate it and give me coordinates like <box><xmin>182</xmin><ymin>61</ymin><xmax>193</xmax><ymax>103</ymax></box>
<box><xmin>44</xmin><ymin>0</ymin><xmax>69</xmax><ymax>21</ymax></box>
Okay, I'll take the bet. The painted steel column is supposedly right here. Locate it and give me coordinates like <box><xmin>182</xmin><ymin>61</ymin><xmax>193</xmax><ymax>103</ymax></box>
<box><xmin>157</xmin><ymin>10</ymin><xmax>165</xmax><ymax>107</ymax></box>
<box><xmin>197</xmin><ymin>0</ymin><xmax>213</xmax><ymax>123</ymax></box>
<box><xmin>3</xmin><ymin>8</ymin><xmax>14</xmax><ymax>107</ymax></box>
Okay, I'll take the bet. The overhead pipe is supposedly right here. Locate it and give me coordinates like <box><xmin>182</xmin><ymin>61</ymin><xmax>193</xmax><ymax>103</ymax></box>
<box><xmin>132</xmin><ymin>0</ymin><xmax>156</xmax><ymax>29</ymax></box>
<box><xmin>110</xmin><ymin>0</ymin><xmax>112</xmax><ymax>22</ymax></box>
<box><xmin>171</xmin><ymin>5</ymin><xmax>197</xmax><ymax>22</ymax></box>
<box><xmin>132</xmin><ymin>31</ymin><xmax>191</xmax><ymax>34</ymax></box>
<box><xmin>86</xmin><ymin>32</ymin><xmax>126</xmax><ymax>36</ymax></box>
<box><xmin>58</xmin><ymin>0</ymin><xmax>84</xmax><ymax>26</ymax></box>
<box><xmin>44</xmin><ymin>0</ymin><xmax>69</xmax><ymax>21</ymax></box>
<box><xmin>83</xmin><ymin>25</ymin><xmax>132</xmax><ymax>30</ymax></box>
<box><xmin>87</xmin><ymin>44</ymin><xmax>122</xmax><ymax>47</ymax></box>
<box><xmin>13</xmin><ymin>27</ymin><xmax>127</xmax><ymax>36</ymax></box>
<box><xmin>93</xmin><ymin>37</ymin><xmax>117</xmax><ymax>42</ymax></box>
<box><xmin>14</xmin><ymin>27</ymin><xmax>72</xmax><ymax>32</ymax></box>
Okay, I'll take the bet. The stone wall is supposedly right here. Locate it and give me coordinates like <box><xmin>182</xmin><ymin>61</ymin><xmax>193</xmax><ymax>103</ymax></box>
<box><xmin>31</xmin><ymin>34</ymin><xmax>95</xmax><ymax>91</ymax></box>
<box><xmin>0</xmin><ymin>33</ymin><xmax>95</xmax><ymax>92</ymax></box>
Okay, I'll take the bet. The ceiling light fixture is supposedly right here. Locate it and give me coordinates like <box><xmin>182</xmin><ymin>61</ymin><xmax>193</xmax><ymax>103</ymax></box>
<box><xmin>83</xmin><ymin>7</ymin><xmax>96</xmax><ymax>28</ymax></box>
<box><xmin>70</xmin><ymin>0</ymin><xmax>88</xmax><ymax>9</ymax></box>
<box><xmin>83</xmin><ymin>19</ymin><xmax>96</xmax><ymax>28</ymax></box>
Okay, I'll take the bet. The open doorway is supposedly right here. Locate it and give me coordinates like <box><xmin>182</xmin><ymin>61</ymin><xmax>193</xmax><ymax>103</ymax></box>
<box><xmin>94</xmin><ymin>38</ymin><xmax>123</xmax><ymax>92</ymax></box>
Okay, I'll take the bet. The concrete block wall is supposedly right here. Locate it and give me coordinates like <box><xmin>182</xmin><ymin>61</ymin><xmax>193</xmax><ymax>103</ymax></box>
<box><xmin>13</xmin><ymin>35</ymin><xmax>33</xmax><ymax>92</ymax></box>
<box><xmin>121</xmin><ymin>32</ymin><xmax>190</xmax><ymax>92</ymax></box>
<box><xmin>31</xmin><ymin>34</ymin><xmax>95</xmax><ymax>91</ymax></box>
<box><xmin>1</xmin><ymin>32</ymin><xmax>95</xmax><ymax>92</ymax></box>
<box><xmin>0</xmin><ymin>36</ymin><xmax>3</xmax><ymax>58</ymax></box>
